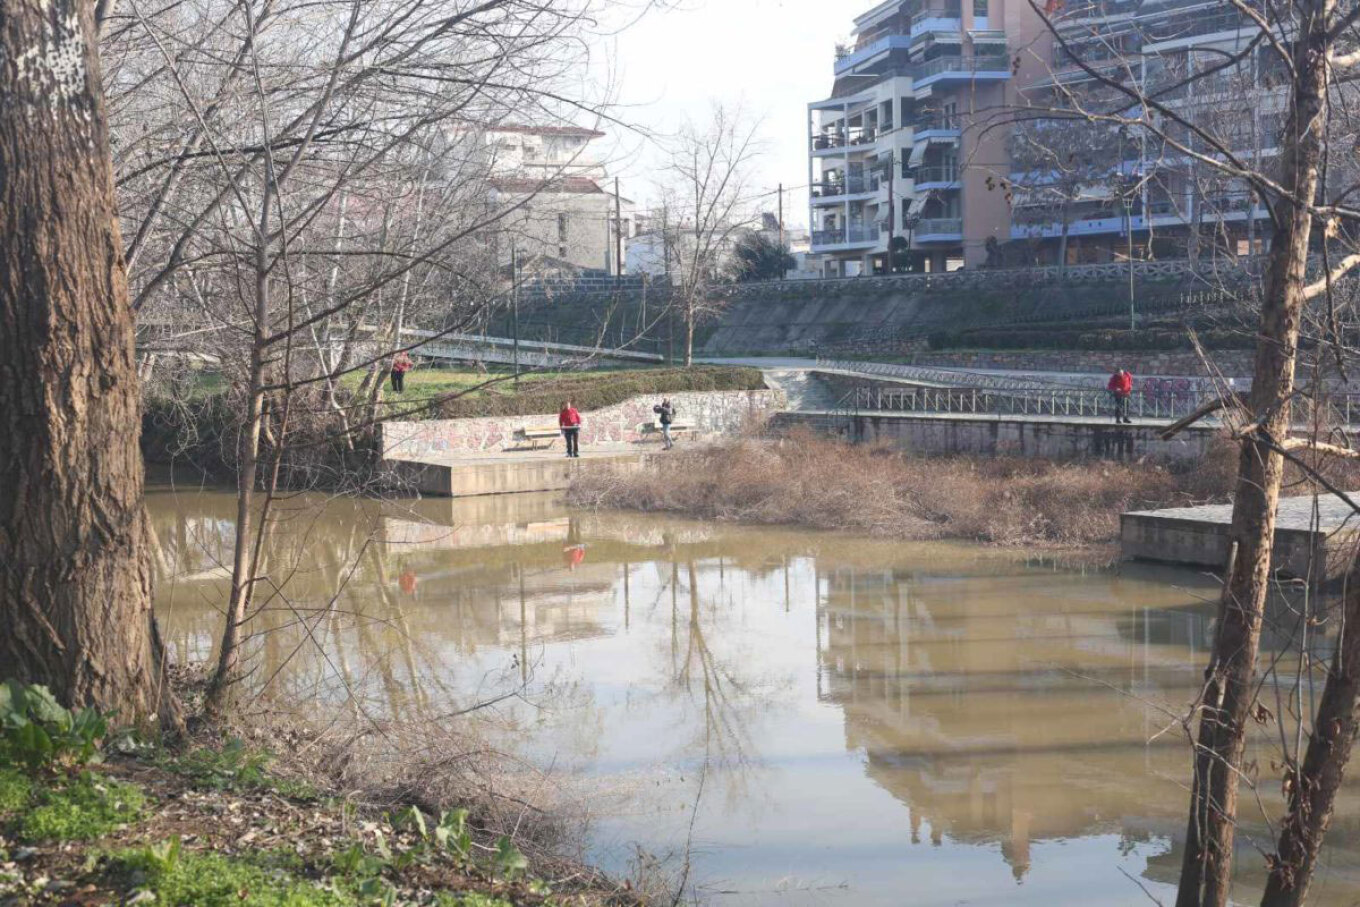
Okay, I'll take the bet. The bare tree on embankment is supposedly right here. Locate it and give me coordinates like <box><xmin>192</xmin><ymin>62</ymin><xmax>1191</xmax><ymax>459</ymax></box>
<box><xmin>990</xmin><ymin>1</ymin><xmax>1360</xmax><ymax>903</ymax></box>
<box><xmin>655</xmin><ymin>103</ymin><xmax>765</xmax><ymax>366</ymax></box>
<box><xmin>0</xmin><ymin>0</ymin><xmax>178</xmax><ymax>727</ymax></box>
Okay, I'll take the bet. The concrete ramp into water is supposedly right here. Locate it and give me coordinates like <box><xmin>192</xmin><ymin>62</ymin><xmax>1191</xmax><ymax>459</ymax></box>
<box><xmin>1121</xmin><ymin>494</ymin><xmax>1360</xmax><ymax>583</ymax></box>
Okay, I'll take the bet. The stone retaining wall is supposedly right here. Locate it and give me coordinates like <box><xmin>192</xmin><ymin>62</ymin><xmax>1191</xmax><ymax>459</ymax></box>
<box><xmin>382</xmin><ymin>389</ymin><xmax>781</xmax><ymax>460</ymax></box>
<box><xmin>775</xmin><ymin>411</ymin><xmax>1222</xmax><ymax>462</ymax></box>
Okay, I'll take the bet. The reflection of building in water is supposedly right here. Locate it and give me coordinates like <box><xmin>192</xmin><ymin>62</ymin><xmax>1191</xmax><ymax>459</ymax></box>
<box><xmin>814</xmin><ymin>564</ymin><xmax>1219</xmax><ymax>882</ymax></box>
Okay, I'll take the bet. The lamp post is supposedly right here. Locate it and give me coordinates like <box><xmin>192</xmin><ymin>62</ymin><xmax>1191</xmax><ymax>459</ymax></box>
<box><xmin>1122</xmin><ymin>183</ymin><xmax>1136</xmax><ymax>330</ymax></box>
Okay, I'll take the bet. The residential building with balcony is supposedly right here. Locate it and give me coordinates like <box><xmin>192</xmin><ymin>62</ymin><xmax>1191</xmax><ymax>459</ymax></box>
<box><xmin>482</xmin><ymin>124</ymin><xmax>636</xmax><ymax>275</ymax></box>
<box><xmin>1007</xmin><ymin>0</ymin><xmax>1292</xmax><ymax>265</ymax></box>
<box><xmin>807</xmin><ymin>0</ymin><xmax>1051</xmax><ymax>273</ymax></box>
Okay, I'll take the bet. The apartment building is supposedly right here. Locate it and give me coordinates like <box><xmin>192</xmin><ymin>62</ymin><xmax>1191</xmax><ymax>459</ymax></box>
<box><xmin>484</xmin><ymin>125</ymin><xmax>636</xmax><ymax>275</ymax></box>
<box><xmin>1008</xmin><ymin>1</ymin><xmax>1287</xmax><ymax>264</ymax></box>
<box><xmin>807</xmin><ymin>0</ymin><xmax>1049</xmax><ymax>273</ymax></box>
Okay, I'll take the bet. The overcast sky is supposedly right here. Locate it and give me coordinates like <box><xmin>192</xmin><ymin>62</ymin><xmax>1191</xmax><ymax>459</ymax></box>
<box><xmin>593</xmin><ymin>0</ymin><xmax>850</xmax><ymax>228</ymax></box>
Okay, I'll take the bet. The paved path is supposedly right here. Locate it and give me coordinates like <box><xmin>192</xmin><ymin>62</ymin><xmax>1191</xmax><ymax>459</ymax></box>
<box><xmin>796</xmin><ymin>408</ymin><xmax>1205</xmax><ymax>428</ymax></box>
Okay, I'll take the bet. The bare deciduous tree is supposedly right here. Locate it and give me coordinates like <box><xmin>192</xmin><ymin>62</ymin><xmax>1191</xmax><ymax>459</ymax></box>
<box><xmin>657</xmin><ymin>104</ymin><xmax>763</xmax><ymax>366</ymax></box>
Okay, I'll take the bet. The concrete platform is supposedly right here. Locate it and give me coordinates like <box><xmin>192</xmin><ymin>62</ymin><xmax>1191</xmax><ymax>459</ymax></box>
<box><xmin>1121</xmin><ymin>494</ymin><xmax>1360</xmax><ymax>583</ymax></box>
<box><xmin>383</xmin><ymin>446</ymin><xmax>659</xmax><ymax>497</ymax></box>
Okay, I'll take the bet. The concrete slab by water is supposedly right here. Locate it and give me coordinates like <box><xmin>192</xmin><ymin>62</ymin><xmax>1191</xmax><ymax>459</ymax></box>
<box><xmin>383</xmin><ymin>446</ymin><xmax>659</xmax><ymax>497</ymax></box>
<box><xmin>1121</xmin><ymin>494</ymin><xmax>1360</xmax><ymax>582</ymax></box>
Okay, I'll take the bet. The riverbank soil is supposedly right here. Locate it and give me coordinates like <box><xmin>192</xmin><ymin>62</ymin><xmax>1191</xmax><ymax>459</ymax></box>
<box><xmin>0</xmin><ymin>700</ymin><xmax>635</xmax><ymax>907</ymax></box>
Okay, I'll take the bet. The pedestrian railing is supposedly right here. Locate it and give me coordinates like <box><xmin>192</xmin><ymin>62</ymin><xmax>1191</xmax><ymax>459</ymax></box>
<box><xmin>845</xmin><ymin>386</ymin><xmax>1212</xmax><ymax>419</ymax></box>
<box><xmin>836</xmin><ymin>384</ymin><xmax>1360</xmax><ymax>425</ymax></box>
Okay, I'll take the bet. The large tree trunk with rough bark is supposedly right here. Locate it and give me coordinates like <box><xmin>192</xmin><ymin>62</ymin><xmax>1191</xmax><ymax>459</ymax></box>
<box><xmin>0</xmin><ymin>0</ymin><xmax>173</xmax><ymax>723</ymax></box>
<box><xmin>1174</xmin><ymin>3</ymin><xmax>1331</xmax><ymax>905</ymax></box>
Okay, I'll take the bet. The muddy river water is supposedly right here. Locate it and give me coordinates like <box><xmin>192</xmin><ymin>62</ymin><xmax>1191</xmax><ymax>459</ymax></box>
<box><xmin>147</xmin><ymin>485</ymin><xmax>1360</xmax><ymax>906</ymax></box>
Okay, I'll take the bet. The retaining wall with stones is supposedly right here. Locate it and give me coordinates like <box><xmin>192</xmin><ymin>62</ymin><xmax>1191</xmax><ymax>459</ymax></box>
<box><xmin>775</xmin><ymin>411</ymin><xmax>1222</xmax><ymax>462</ymax></box>
<box><xmin>382</xmin><ymin>389</ymin><xmax>782</xmax><ymax>460</ymax></box>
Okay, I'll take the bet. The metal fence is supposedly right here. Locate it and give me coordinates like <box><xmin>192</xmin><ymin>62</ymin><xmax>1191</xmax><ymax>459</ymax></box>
<box><xmin>839</xmin><ymin>384</ymin><xmax>1360</xmax><ymax>425</ymax></box>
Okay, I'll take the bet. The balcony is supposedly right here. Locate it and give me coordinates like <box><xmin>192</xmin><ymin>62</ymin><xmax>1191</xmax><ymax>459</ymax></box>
<box><xmin>1142</xmin><ymin>10</ymin><xmax>1256</xmax><ymax>46</ymax></box>
<box><xmin>834</xmin><ymin>34</ymin><xmax>913</xmax><ymax>75</ymax></box>
<box><xmin>810</xmin><ymin>126</ymin><xmax>880</xmax><ymax>153</ymax></box>
<box><xmin>911</xmin><ymin>53</ymin><xmax>1011</xmax><ymax>89</ymax></box>
<box><xmin>810</xmin><ymin>132</ymin><xmax>847</xmax><ymax>152</ymax></box>
<box><xmin>811</xmin><ymin>225</ymin><xmax>881</xmax><ymax>248</ymax></box>
<box><xmin>914</xmin><ymin>164</ymin><xmax>961</xmax><ymax>188</ymax></box>
<box><xmin>910</xmin><ymin>7</ymin><xmax>963</xmax><ymax>39</ymax></box>
<box><xmin>810</xmin><ymin>175</ymin><xmax>872</xmax><ymax>200</ymax></box>
<box><xmin>911</xmin><ymin>116</ymin><xmax>961</xmax><ymax>142</ymax></box>
<box><xmin>913</xmin><ymin>217</ymin><xmax>963</xmax><ymax>241</ymax></box>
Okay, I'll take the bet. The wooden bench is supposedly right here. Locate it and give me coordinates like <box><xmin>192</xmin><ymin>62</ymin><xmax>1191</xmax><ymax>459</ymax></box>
<box><xmin>637</xmin><ymin>421</ymin><xmax>695</xmax><ymax>442</ymax></box>
<box><xmin>508</xmin><ymin>426</ymin><xmax>560</xmax><ymax>451</ymax></box>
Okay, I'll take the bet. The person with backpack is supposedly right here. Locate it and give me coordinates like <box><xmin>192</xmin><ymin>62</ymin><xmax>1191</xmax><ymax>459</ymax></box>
<box><xmin>653</xmin><ymin>398</ymin><xmax>676</xmax><ymax>450</ymax></box>
<box><xmin>559</xmin><ymin>400</ymin><xmax>582</xmax><ymax>458</ymax></box>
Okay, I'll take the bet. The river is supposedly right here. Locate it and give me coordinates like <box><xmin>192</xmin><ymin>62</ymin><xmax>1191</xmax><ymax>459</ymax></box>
<box><xmin>146</xmin><ymin>484</ymin><xmax>1360</xmax><ymax>906</ymax></box>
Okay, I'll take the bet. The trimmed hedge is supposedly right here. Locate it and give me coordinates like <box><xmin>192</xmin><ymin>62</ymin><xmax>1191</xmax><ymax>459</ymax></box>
<box><xmin>431</xmin><ymin>366</ymin><xmax>766</xmax><ymax>419</ymax></box>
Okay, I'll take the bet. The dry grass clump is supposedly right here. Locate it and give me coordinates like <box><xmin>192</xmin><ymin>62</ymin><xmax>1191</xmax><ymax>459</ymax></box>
<box><xmin>569</xmin><ymin>429</ymin><xmax>1239</xmax><ymax>547</ymax></box>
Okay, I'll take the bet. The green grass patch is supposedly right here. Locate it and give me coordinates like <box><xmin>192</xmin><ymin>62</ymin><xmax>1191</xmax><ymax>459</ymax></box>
<box><xmin>0</xmin><ymin>766</ymin><xmax>32</xmax><ymax>815</ymax></box>
<box><xmin>16</xmin><ymin>771</ymin><xmax>144</xmax><ymax>842</ymax></box>
<box><xmin>433</xmin><ymin>894</ymin><xmax>516</xmax><ymax>907</ymax></box>
<box><xmin>156</xmin><ymin>739</ymin><xmax>316</xmax><ymax>800</ymax></box>
<box><xmin>108</xmin><ymin>848</ymin><xmax>356</xmax><ymax>907</ymax></box>
<box><xmin>411</xmin><ymin>365</ymin><xmax>765</xmax><ymax>420</ymax></box>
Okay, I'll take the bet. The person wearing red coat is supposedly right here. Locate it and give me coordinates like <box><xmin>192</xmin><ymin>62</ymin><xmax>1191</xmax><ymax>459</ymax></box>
<box><xmin>1107</xmin><ymin>368</ymin><xmax>1133</xmax><ymax>424</ymax></box>
<box><xmin>558</xmin><ymin>400</ymin><xmax>582</xmax><ymax>458</ymax></box>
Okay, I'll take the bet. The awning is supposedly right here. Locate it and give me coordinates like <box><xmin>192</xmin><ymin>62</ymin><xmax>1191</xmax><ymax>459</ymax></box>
<box><xmin>908</xmin><ymin>142</ymin><xmax>929</xmax><ymax>168</ymax></box>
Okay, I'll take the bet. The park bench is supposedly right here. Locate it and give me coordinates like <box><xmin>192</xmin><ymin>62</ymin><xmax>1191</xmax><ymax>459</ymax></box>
<box><xmin>637</xmin><ymin>420</ymin><xmax>696</xmax><ymax>442</ymax></box>
<box><xmin>508</xmin><ymin>425</ymin><xmax>560</xmax><ymax>451</ymax></box>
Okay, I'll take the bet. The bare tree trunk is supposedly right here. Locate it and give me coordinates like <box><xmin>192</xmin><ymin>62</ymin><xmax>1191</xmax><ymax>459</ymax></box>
<box><xmin>685</xmin><ymin>298</ymin><xmax>696</xmax><ymax>367</ymax></box>
<box><xmin>1175</xmin><ymin>4</ymin><xmax>1331</xmax><ymax>904</ymax></box>
<box><xmin>0</xmin><ymin>0</ymin><xmax>174</xmax><ymax>723</ymax></box>
<box><xmin>205</xmin><ymin>193</ymin><xmax>273</xmax><ymax>718</ymax></box>
<box><xmin>1259</xmin><ymin>565</ymin><xmax>1360</xmax><ymax>906</ymax></box>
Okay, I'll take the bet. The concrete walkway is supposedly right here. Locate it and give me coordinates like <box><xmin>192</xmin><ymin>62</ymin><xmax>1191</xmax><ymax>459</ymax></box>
<box><xmin>796</xmin><ymin>408</ymin><xmax>1199</xmax><ymax>428</ymax></box>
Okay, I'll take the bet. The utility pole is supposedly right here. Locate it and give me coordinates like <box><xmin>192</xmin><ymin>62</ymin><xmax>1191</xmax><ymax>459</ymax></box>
<box><xmin>885</xmin><ymin>150</ymin><xmax>896</xmax><ymax>274</ymax></box>
<box><xmin>778</xmin><ymin>182</ymin><xmax>785</xmax><ymax>281</ymax></box>
<box><xmin>614</xmin><ymin>176</ymin><xmax>624</xmax><ymax>283</ymax></box>
<box><xmin>1123</xmin><ymin>189</ymin><xmax>1136</xmax><ymax>330</ymax></box>
<box><xmin>511</xmin><ymin>242</ymin><xmax>520</xmax><ymax>385</ymax></box>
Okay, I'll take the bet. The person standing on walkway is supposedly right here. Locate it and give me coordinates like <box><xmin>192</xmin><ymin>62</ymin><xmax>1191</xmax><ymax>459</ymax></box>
<box><xmin>559</xmin><ymin>400</ymin><xmax>582</xmax><ymax>458</ymax></box>
<box><xmin>390</xmin><ymin>350</ymin><xmax>413</xmax><ymax>393</ymax></box>
<box><xmin>1107</xmin><ymin>367</ymin><xmax>1133</xmax><ymax>424</ymax></box>
<box><xmin>654</xmin><ymin>398</ymin><xmax>676</xmax><ymax>450</ymax></box>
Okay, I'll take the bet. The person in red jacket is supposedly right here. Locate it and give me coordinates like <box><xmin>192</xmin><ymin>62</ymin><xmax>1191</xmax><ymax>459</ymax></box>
<box><xmin>390</xmin><ymin>351</ymin><xmax>413</xmax><ymax>393</ymax></box>
<box><xmin>1107</xmin><ymin>368</ymin><xmax>1133</xmax><ymax>424</ymax></box>
<box><xmin>558</xmin><ymin>400</ymin><xmax>582</xmax><ymax>458</ymax></box>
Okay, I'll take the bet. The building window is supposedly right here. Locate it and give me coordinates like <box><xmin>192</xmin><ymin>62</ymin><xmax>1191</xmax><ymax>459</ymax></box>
<box><xmin>557</xmin><ymin>213</ymin><xmax>568</xmax><ymax>241</ymax></box>
<box><xmin>973</xmin><ymin>0</ymin><xmax>988</xmax><ymax>16</ymax></box>
<box><xmin>559</xmin><ymin>245</ymin><xmax>568</xmax><ymax>258</ymax></box>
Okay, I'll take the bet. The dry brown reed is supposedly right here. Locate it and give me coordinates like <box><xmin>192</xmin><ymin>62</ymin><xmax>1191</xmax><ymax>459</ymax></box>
<box><xmin>568</xmin><ymin>428</ymin><xmax>1243</xmax><ymax>547</ymax></box>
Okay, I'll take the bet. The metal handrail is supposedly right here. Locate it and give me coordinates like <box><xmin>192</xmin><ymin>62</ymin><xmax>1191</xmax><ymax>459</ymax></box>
<box><xmin>837</xmin><ymin>383</ymin><xmax>1360</xmax><ymax>425</ymax></box>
